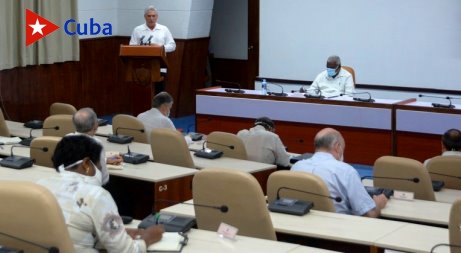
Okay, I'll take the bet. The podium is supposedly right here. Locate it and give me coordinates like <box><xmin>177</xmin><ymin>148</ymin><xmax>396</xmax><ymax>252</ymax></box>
<box><xmin>119</xmin><ymin>45</ymin><xmax>168</xmax><ymax>115</ymax></box>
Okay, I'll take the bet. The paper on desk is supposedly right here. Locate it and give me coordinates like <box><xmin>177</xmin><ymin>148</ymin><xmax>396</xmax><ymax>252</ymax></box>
<box><xmin>107</xmin><ymin>164</ymin><xmax>124</xmax><ymax>170</ymax></box>
<box><xmin>147</xmin><ymin>232</ymin><xmax>183</xmax><ymax>252</ymax></box>
<box><xmin>0</xmin><ymin>136</ymin><xmax>22</xmax><ymax>144</ymax></box>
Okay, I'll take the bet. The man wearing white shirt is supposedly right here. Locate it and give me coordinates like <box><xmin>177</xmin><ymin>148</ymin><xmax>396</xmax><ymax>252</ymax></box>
<box><xmin>129</xmin><ymin>6</ymin><xmax>176</xmax><ymax>53</ymax></box>
<box><xmin>424</xmin><ymin>128</ymin><xmax>461</xmax><ymax>166</ymax></box>
<box><xmin>307</xmin><ymin>55</ymin><xmax>355</xmax><ymax>97</ymax></box>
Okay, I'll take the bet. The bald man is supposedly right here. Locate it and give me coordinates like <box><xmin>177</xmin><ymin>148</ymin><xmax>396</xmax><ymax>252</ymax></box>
<box><xmin>307</xmin><ymin>55</ymin><xmax>355</xmax><ymax>97</ymax></box>
<box><xmin>424</xmin><ymin>128</ymin><xmax>461</xmax><ymax>166</ymax></box>
<box><xmin>291</xmin><ymin>128</ymin><xmax>387</xmax><ymax>218</ymax></box>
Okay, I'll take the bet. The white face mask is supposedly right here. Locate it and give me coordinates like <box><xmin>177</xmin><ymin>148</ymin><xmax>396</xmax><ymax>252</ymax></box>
<box><xmin>90</xmin><ymin>160</ymin><xmax>103</xmax><ymax>186</ymax></box>
<box><xmin>61</xmin><ymin>159</ymin><xmax>103</xmax><ymax>186</ymax></box>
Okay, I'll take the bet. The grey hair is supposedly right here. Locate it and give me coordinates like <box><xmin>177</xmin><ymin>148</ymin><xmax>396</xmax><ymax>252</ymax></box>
<box><xmin>314</xmin><ymin>131</ymin><xmax>341</xmax><ymax>150</ymax></box>
<box><xmin>327</xmin><ymin>55</ymin><xmax>341</xmax><ymax>66</ymax></box>
<box><xmin>144</xmin><ymin>5</ymin><xmax>158</xmax><ymax>15</ymax></box>
<box><xmin>152</xmin><ymin>92</ymin><xmax>173</xmax><ymax>108</ymax></box>
<box><xmin>73</xmin><ymin>107</ymin><xmax>98</xmax><ymax>133</ymax></box>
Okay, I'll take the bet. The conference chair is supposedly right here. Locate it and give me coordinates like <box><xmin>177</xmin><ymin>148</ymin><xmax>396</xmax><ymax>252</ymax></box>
<box><xmin>43</xmin><ymin>115</ymin><xmax>76</xmax><ymax>137</ymax></box>
<box><xmin>112</xmin><ymin>114</ymin><xmax>148</xmax><ymax>143</ymax></box>
<box><xmin>267</xmin><ymin>170</ymin><xmax>336</xmax><ymax>212</ymax></box>
<box><xmin>342</xmin><ymin>66</ymin><xmax>356</xmax><ymax>84</ymax></box>
<box><xmin>449</xmin><ymin>199</ymin><xmax>461</xmax><ymax>253</ymax></box>
<box><xmin>373</xmin><ymin>156</ymin><xmax>435</xmax><ymax>201</ymax></box>
<box><xmin>0</xmin><ymin>181</ymin><xmax>75</xmax><ymax>253</ymax></box>
<box><xmin>207</xmin><ymin>131</ymin><xmax>248</xmax><ymax>160</ymax></box>
<box><xmin>0</xmin><ymin>107</ymin><xmax>10</xmax><ymax>137</ymax></box>
<box><xmin>150</xmin><ymin>128</ymin><xmax>195</xmax><ymax>168</ymax></box>
<box><xmin>427</xmin><ymin>156</ymin><xmax>461</xmax><ymax>190</ymax></box>
<box><xmin>30</xmin><ymin>136</ymin><xmax>61</xmax><ymax>168</ymax></box>
<box><xmin>193</xmin><ymin>168</ymin><xmax>277</xmax><ymax>240</ymax></box>
<box><xmin>49</xmin><ymin>102</ymin><xmax>77</xmax><ymax>115</ymax></box>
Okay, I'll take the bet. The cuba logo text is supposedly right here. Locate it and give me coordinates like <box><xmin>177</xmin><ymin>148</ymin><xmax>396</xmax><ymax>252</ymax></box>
<box><xmin>64</xmin><ymin>18</ymin><xmax>112</xmax><ymax>36</ymax></box>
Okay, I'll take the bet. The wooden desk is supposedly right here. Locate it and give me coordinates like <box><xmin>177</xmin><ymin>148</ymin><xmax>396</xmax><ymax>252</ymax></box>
<box><xmin>395</xmin><ymin>101</ymin><xmax>461</xmax><ymax>162</ymax></box>
<box><xmin>196</xmin><ymin>87</ymin><xmax>410</xmax><ymax>165</ymax></box>
<box><xmin>125</xmin><ymin>221</ymin><xmax>340</xmax><ymax>253</ymax></box>
<box><xmin>375</xmin><ymin>224</ymin><xmax>449</xmax><ymax>253</ymax></box>
<box><xmin>381</xmin><ymin>197</ymin><xmax>450</xmax><ymax>226</ymax></box>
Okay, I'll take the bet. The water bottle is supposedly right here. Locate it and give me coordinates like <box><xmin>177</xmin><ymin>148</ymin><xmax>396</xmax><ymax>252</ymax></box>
<box><xmin>261</xmin><ymin>79</ymin><xmax>267</xmax><ymax>95</ymax></box>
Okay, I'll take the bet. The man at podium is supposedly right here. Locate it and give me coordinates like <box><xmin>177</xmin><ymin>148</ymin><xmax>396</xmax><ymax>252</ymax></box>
<box><xmin>129</xmin><ymin>5</ymin><xmax>176</xmax><ymax>52</ymax></box>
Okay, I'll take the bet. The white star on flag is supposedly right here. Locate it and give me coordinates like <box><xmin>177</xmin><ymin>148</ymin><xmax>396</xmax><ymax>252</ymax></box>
<box><xmin>29</xmin><ymin>19</ymin><xmax>46</xmax><ymax>35</ymax></box>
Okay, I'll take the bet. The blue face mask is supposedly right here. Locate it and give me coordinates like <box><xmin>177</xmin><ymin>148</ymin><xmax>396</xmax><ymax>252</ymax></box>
<box><xmin>326</xmin><ymin>68</ymin><xmax>337</xmax><ymax>77</ymax></box>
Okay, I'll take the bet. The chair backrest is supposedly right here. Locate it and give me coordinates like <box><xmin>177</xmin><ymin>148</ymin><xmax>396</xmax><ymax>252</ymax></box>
<box><xmin>43</xmin><ymin>115</ymin><xmax>76</xmax><ymax>137</ymax></box>
<box><xmin>0</xmin><ymin>181</ymin><xmax>75</xmax><ymax>253</ymax></box>
<box><xmin>150</xmin><ymin>128</ymin><xmax>195</xmax><ymax>168</ymax></box>
<box><xmin>30</xmin><ymin>136</ymin><xmax>62</xmax><ymax>168</ymax></box>
<box><xmin>207</xmin><ymin>131</ymin><xmax>248</xmax><ymax>160</ymax></box>
<box><xmin>112</xmin><ymin>114</ymin><xmax>148</xmax><ymax>143</ymax></box>
<box><xmin>193</xmin><ymin>168</ymin><xmax>276</xmax><ymax>240</ymax></box>
<box><xmin>427</xmin><ymin>156</ymin><xmax>461</xmax><ymax>190</ymax></box>
<box><xmin>0</xmin><ymin>107</ymin><xmax>10</xmax><ymax>137</ymax></box>
<box><xmin>373</xmin><ymin>156</ymin><xmax>435</xmax><ymax>201</ymax></box>
<box><xmin>342</xmin><ymin>66</ymin><xmax>356</xmax><ymax>85</ymax></box>
<box><xmin>49</xmin><ymin>102</ymin><xmax>77</xmax><ymax>115</ymax></box>
<box><xmin>450</xmin><ymin>199</ymin><xmax>461</xmax><ymax>253</ymax></box>
<box><xmin>266</xmin><ymin>170</ymin><xmax>336</xmax><ymax>212</ymax></box>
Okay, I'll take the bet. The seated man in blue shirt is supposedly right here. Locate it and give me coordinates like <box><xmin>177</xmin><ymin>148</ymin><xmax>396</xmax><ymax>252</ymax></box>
<box><xmin>291</xmin><ymin>128</ymin><xmax>387</xmax><ymax>217</ymax></box>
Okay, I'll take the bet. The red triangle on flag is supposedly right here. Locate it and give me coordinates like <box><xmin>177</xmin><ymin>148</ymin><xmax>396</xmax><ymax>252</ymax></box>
<box><xmin>25</xmin><ymin>9</ymin><xmax>60</xmax><ymax>47</ymax></box>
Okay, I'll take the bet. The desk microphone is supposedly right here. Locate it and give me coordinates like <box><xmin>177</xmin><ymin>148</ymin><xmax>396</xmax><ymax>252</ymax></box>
<box><xmin>0</xmin><ymin>145</ymin><xmax>48</xmax><ymax>169</ymax></box>
<box><xmin>418</xmin><ymin>94</ymin><xmax>455</xmax><ymax>109</ymax></box>
<box><xmin>121</xmin><ymin>145</ymin><xmax>149</xmax><ymax>164</ymax></box>
<box><xmin>430</xmin><ymin>243</ymin><xmax>461</xmax><ymax>253</ymax></box>
<box><xmin>107</xmin><ymin>127</ymin><xmax>145</xmax><ymax>144</ymax></box>
<box><xmin>267</xmin><ymin>83</ymin><xmax>288</xmax><ymax>96</ymax></box>
<box><xmin>146</xmin><ymin>35</ymin><xmax>153</xmax><ymax>45</ymax></box>
<box><xmin>194</xmin><ymin>141</ymin><xmax>234</xmax><ymax>159</ymax></box>
<box><xmin>360</xmin><ymin>175</ymin><xmax>420</xmax><ymax>183</ymax></box>
<box><xmin>139</xmin><ymin>35</ymin><xmax>145</xmax><ymax>45</ymax></box>
<box><xmin>218</xmin><ymin>80</ymin><xmax>246</xmax><ymax>94</ymax></box>
<box><xmin>155</xmin><ymin>199</ymin><xmax>229</xmax><ymax>213</ymax></box>
<box><xmin>304</xmin><ymin>87</ymin><xmax>324</xmax><ymax>99</ymax></box>
<box><xmin>276</xmin><ymin>186</ymin><xmax>342</xmax><ymax>203</ymax></box>
<box><xmin>428</xmin><ymin>171</ymin><xmax>461</xmax><ymax>180</ymax></box>
<box><xmin>347</xmin><ymin>92</ymin><xmax>375</xmax><ymax>102</ymax></box>
<box><xmin>19</xmin><ymin>126</ymin><xmax>59</xmax><ymax>146</ymax></box>
<box><xmin>0</xmin><ymin>231</ymin><xmax>60</xmax><ymax>253</ymax></box>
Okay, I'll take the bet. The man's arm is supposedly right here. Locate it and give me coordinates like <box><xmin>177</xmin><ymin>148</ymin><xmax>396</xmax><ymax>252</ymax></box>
<box><xmin>129</xmin><ymin>29</ymin><xmax>140</xmax><ymax>45</ymax></box>
<box><xmin>364</xmin><ymin>194</ymin><xmax>388</xmax><ymax>218</ymax></box>
<box><xmin>163</xmin><ymin>28</ymin><xmax>176</xmax><ymax>52</ymax></box>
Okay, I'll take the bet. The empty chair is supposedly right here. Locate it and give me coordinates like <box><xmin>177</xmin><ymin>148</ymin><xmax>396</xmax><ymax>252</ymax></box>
<box><xmin>49</xmin><ymin>102</ymin><xmax>77</xmax><ymax>115</ymax></box>
<box><xmin>112</xmin><ymin>114</ymin><xmax>148</xmax><ymax>143</ymax></box>
<box><xmin>342</xmin><ymin>66</ymin><xmax>356</xmax><ymax>84</ymax></box>
<box><xmin>43</xmin><ymin>115</ymin><xmax>75</xmax><ymax>137</ymax></box>
<box><xmin>150</xmin><ymin>128</ymin><xmax>195</xmax><ymax>168</ymax></box>
<box><xmin>427</xmin><ymin>156</ymin><xmax>461</xmax><ymax>190</ymax></box>
<box><xmin>449</xmin><ymin>199</ymin><xmax>461</xmax><ymax>253</ymax></box>
<box><xmin>373</xmin><ymin>156</ymin><xmax>435</xmax><ymax>201</ymax></box>
<box><xmin>30</xmin><ymin>136</ymin><xmax>61</xmax><ymax>168</ymax></box>
<box><xmin>193</xmin><ymin>168</ymin><xmax>276</xmax><ymax>240</ymax></box>
<box><xmin>267</xmin><ymin>170</ymin><xmax>336</xmax><ymax>212</ymax></box>
<box><xmin>0</xmin><ymin>181</ymin><xmax>75</xmax><ymax>253</ymax></box>
<box><xmin>0</xmin><ymin>107</ymin><xmax>10</xmax><ymax>137</ymax></box>
<box><xmin>207</xmin><ymin>131</ymin><xmax>247</xmax><ymax>160</ymax></box>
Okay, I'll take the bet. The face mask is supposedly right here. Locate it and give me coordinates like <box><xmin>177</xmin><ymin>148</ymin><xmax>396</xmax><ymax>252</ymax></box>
<box><xmin>326</xmin><ymin>68</ymin><xmax>337</xmax><ymax>77</ymax></box>
<box><xmin>101</xmin><ymin>165</ymin><xmax>110</xmax><ymax>185</ymax></box>
<box><xmin>61</xmin><ymin>159</ymin><xmax>103</xmax><ymax>186</ymax></box>
<box><xmin>89</xmin><ymin>161</ymin><xmax>103</xmax><ymax>186</ymax></box>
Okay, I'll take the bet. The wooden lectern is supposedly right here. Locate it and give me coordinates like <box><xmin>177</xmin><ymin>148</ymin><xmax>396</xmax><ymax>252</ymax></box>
<box><xmin>119</xmin><ymin>45</ymin><xmax>168</xmax><ymax>115</ymax></box>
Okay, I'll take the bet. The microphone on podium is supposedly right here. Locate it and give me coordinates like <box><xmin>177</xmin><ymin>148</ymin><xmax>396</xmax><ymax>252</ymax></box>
<box><xmin>0</xmin><ymin>231</ymin><xmax>60</xmax><ymax>253</ymax></box>
<box><xmin>121</xmin><ymin>145</ymin><xmax>149</xmax><ymax>164</ymax></box>
<box><xmin>268</xmin><ymin>186</ymin><xmax>342</xmax><ymax>216</ymax></box>
<box><xmin>139</xmin><ymin>35</ymin><xmax>145</xmax><ymax>45</ymax></box>
<box><xmin>193</xmin><ymin>141</ymin><xmax>234</xmax><ymax>159</ymax></box>
<box><xmin>19</xmin><ymin>126</ymin><xmax>59</xmax><ymax>146</ymax></box>
<box><xmin>418</xmin><ymin>94</ymin><xmax>455</xmax><ymax>109</ymax></box>
<box><xmin>0</xmin><ymin>145</ymin><xmax>48</xmax><ymax>169</ymax></box>
<box><xmin>107</xmin><ymin>127</ymin><xmax>145</xmax><ymax>144</ymax></box>
<box><xmin>267</xmin><ymin>83</ymin><xmax>288</xmax><ymax>96</ymax></box>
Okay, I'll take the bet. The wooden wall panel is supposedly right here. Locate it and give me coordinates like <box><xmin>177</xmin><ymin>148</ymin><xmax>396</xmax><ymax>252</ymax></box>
<box><xmin>396</xmin><ymin>132</ymin><xmax>441</xmax><ymax>163</ymax></box>
<box><xmin>0</xmin><ymin>36</ymin><xmax>207</xmax><ymax>121</ymax></box>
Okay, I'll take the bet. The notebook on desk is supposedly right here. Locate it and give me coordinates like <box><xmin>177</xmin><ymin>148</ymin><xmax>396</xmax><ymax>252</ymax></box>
<box><xmin>290</xmin><ymin>153</ymin><xmax>313</xmax><ymax>164</ymax></box>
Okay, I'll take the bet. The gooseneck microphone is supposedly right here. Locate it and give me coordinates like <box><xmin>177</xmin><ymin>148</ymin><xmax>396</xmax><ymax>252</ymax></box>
<box><xmin>194</xmin><ymin>140</ymin><xmax>233</xmax><ymax>159</ymax></box>
<box><xmin>267</xmin><ymin>83</ymin><xmax>288</xmax><ymax>97</ymax></box>
<box><xmin>146</xmin><ymin>35</ymin><xmax>153</xmax><ymax>45</ymax></box>
<box><xmin>107</xmin><ymin>127</ymin><xmax>145</xmax><ymax>144</ymax></box>
<box><xmin>430</xmin><ymin>243</ymin><xmax>461</xmax><ymax>253</ymax></box>
<box><xmin>349</xmin><ymin>92</ymin><xmax>375</xmax><ymax>102</ymax></box>
<box><xmin>0</xmin><ymin>231</ymin><xmax>60</xmax><ymax>253</ymax></box>
<box><xmin>276</xmin><ymin>186</ymin><xmax>342</xmax><ymax>203</ymax></box>
<box><xmin>218</xmin><ymin>80</ymin><xmax>245</xmax><ymax>94</ymax></box>
<box><xmin>20</xmin><ymin>126</ymin><xmax>59</xmax><ymax>146</ymax></box>
<box><xmin>0</xmin><ymin>145</ymin><xmax>48</xmax><ymax>169</ymax></box>
<box><xmin>360</xmin><ymin>175</ymin><xmax>420</xmax><ymax>183</ymax></box>
<box><xmin>418</xmin><ymin>94</ymin><xmax>455</xmax><ymax>109</ymax></box>
<box><xmin>429</xmin><ymin>171</ymin><xmax>461</xmax><ymax>179</ymax></box>
<box><xmin>122</xmin><ymin>145</ymin><xmax>149</xmax><ymax>164</ymax></box>
<box><xmin>202</xmin><ymin>141</ymin><xmax>235</xmax><ymax>150</ymax></box>
<box><xmin>139</xmin><ymin>35</ymin><xmax>145</xmax><ymax>45</ymax></box>
<box><xmin>156</xmin><ymin>199</ymin><xmax>229</xmax><ymax>213</ymax></box>
<box><xmin>304</xmin><ymin>86</ymin><xmax>324</xmax><ymax>99</ymax></box>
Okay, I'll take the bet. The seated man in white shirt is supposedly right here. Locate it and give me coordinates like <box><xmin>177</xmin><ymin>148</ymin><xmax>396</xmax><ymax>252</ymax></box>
<box><xmin>424</xmin><ymin>128</ymin><xmax>461</xmax><ymax>166</ymax></box>
<box><xmin>307</xmin><ymin>55</ymin><xmax>355</xmax><ymax>97</ymax></box>
<box><xmin>291</xmin><ymin>128</ymin><xmax>387</xmax><ymax>217</ymax></box>
<box><xmin>237</xmin><ymin>117</ymin><xmax>291</xmax><ymax>167</ymax></box>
